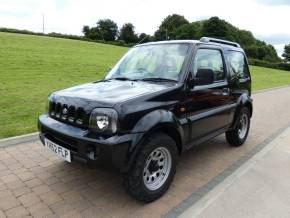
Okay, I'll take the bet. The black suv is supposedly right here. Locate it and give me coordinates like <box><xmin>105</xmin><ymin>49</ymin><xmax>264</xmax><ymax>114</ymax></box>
<box><xmin>38</xmin><ymin>37</ymin><xmax>252</xmax><ymax>202</ymax></box>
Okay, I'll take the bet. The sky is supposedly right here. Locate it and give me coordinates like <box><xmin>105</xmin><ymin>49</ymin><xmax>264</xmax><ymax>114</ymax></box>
<box><xmin>0</xmin><ymin>0</ymin><xmax>290</xmax><ymax>55</ymax></box>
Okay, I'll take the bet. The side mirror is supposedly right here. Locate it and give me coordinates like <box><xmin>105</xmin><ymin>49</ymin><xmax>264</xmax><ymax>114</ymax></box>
<box><xmin>194</xmin><ymin>68</ymin><xmax>214</xmax><ymax>86</ymax></box>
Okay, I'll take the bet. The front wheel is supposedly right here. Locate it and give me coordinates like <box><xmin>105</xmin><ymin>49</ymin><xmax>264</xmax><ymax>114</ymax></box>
<box><xmin>226</xmin><ymin>107</ymin><xmax>251</xmax><ymax>147</ymax></box>
<box><xmin>123</xmin><ymin>133</ymin><xmax>177</xmax><ymax>202</ymax></box>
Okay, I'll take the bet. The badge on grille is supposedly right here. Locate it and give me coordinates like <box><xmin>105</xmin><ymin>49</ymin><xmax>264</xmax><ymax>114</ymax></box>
<box><xmin>62</xmin><ymin>108</ymin><xmax>68</xmax><ymax>115</ymax></box>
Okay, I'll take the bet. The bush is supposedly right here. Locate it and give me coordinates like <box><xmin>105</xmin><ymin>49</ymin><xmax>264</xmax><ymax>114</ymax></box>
<box><xmin>249</xmin><ymin>59</ymin><xmax>290</xmax><ymax>71</ymax></box>
<box><xmin>0</xmin><ymin>27</ymin><xmax>45</xmax><ymax>36</ymax></box>
<box><xmin>0</xmin><ymin>27</ymin><xmax>130</xmax><ymax>48</ymax></box>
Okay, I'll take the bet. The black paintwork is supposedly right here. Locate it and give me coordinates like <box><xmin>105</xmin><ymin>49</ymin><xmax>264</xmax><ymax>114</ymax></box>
<box><xmin>38</xmin><ymin>39</ymin><xmax>252</xmax><ymax>172</ymax></box>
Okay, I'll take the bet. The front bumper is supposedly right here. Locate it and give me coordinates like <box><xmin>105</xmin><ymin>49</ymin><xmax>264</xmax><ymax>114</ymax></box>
<box><xmin>38</xmin><ymin>114</ymin><xmax>141</xmax><ymax>172</ymax></box>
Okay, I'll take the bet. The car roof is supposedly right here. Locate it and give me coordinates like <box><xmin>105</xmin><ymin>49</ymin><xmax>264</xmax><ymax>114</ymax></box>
<box><xmin>135</xmin><ymin>38</ymin><xmax>244</xmax><ymax>52</ymax></box>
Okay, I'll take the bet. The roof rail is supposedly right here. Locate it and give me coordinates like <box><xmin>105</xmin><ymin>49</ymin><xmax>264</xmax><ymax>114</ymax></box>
<box><xmin>200</xmin><ymin>37</ymin><xmax>240</xmax><ymax>48</ymax></box>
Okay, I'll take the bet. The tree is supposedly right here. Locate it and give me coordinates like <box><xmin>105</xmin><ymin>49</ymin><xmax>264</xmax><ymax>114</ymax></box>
<box><xmin>282</xmin><ymin>44</ymin><xmax>290</xmax><ymax>63</ymax></box>
<box><xmin>237</xmin><ymin>30</ymin><xmax>256</xmax><ymax>47</ymax></box>
<box><xmin>244</xmin><ymin>46</ymin><xmax>259</xmax><ymax>59</ymax></box>
<box><xmin>119</xmin><ymin>23</ymin><xmax>138</xmax><ymax>43</ymax></box>
<box><xmin>82</xmin><ymin>25</ymin><xmax>90</xmax><ymax>38</ymax></box>
<box><xmin>81</xmin><ymin>15</ymin><xmax>282</xmax><ymax>64</ymax></box>
<box><xmin>137</xmin><ymin>33</ymin><xmax>153</xmax><ymax>43</ymax></box>
<box><xmin>202</xmin><ymin>17</ymin><xmax>231</xmax><ymax>40</ymax></box>
<box><xmin>154</xmin><ymin>14</ymin><xmax>189</xmax><ymax>40</ymax></box>
<box><xmin>82</xmin><ymin>26</ymin><xmax>102</xmax><ymax>40</ymax></box>
<box><xmin>88</xmin><ymin>27</ymin><xmax>104</xmax><ymax>40</ymax></box>
<box><xmin>174</xmin><ymin>22</ymin><xmax>203</xmax><ymax>40</ymax></box>
<box><xmin>81</xmin><ymin>19</ymin><xmax>118</xmax><ymax>41</ymax></box>
<box><xmin>263</xmin><ymin>44</ymin><xmax>280</xmax><ymax>62</ymax></box>
<box><xmin>96</xmin><ymin>19</ymin><xmax>118</xmax><ymax>41</ymax></box>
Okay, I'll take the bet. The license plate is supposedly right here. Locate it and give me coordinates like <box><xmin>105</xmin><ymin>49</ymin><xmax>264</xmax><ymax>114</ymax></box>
<box><xmin>44</xmin><ymin>138</ymin><xmax>71</xmax><ymax>162</ymax></box>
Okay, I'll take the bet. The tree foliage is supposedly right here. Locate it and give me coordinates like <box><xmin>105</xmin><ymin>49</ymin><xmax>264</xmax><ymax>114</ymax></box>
<box><xmin>153</xmin><ymin>15</ymin><xmax>280</xmax><ymax>62</ymax></box>
<box><xmin>154</xmin><ymin>14</ymin><xmax>189</xmax><ymax>40</ymax></box>
<box><xmin>96</xmin><ymin>19</ymin><xmax>118</xmax><ymax>41</ymax></box>
<box><xmin>137</xmin><ymin>33</ymin><xmax>153</xmax><ymax>43</ymax></box>
<box><xmin>282</xmin><ymin>44</ymin><xmax>290</xmax><ymax>63</ymax></box>
<box><xmin>82</xmin><ymin>19</ymin><xmax>118</xmax><ymax>41</ymax></box>
<box><xmin>119</xmin><ymin>23</ymin><xmax>138</xmax><ymax>43</ymax></box>
<box><xmin>174</xmin><ymin>22</ymin><xmax>203</xmax><ymax>40</ymax></box>
<box><xmin>202</xmin><ymin>17</ymin><xmax>232</xmax><ymax>40</ymax></box>
<box><xmin>81</xmin><ymin>15</ymin><xmax>281</xmax><ymax>64</ymax></box>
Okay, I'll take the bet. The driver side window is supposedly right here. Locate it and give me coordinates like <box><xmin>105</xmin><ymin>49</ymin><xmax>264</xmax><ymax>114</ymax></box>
<box><xmin>192</xmin><ymin>49</ymin><xmax>225</xmax><ymax>82</ymax></box>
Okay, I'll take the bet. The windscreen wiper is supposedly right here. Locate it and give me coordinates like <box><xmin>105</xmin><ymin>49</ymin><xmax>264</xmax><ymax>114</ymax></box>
<box><xmin>140</xmin><ymin>77</ymin><xmax>178</xmax><ymax>82</ymax></box>
<box><xmin>102</xmin><ymin>77</ymin><xmax>137</xmax><ymax>82</ymax></box>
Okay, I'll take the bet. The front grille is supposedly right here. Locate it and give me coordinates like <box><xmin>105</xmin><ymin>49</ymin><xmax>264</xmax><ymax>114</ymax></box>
<box><xmin>49</xmin><ymin>101</ymin><xmax>88</xmax><ymax>128</ymax></box>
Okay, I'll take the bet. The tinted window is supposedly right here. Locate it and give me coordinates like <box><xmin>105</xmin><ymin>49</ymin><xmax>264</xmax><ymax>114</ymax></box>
<box><xmin>193</xmin><ymin>49</ymin><xmax>225</xmax><ymax>82</ymax></box>
<box><xmin>227</xmin><ymin>51</ymin><xmax>249</xmax><ymax>79</ymax></box>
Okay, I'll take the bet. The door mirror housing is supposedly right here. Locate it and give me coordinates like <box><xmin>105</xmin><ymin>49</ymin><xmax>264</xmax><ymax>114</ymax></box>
<box><xmin>194</xmin><ymin>69</ymin><xmax>214</xmax><ymax>86</ymax></box>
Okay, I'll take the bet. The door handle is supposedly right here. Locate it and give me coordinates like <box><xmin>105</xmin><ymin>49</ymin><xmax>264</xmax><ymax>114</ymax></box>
<box><xmin>212</xmin><ymin>88</ymin><xmax>230</xmax><ymax>96</ymax></box>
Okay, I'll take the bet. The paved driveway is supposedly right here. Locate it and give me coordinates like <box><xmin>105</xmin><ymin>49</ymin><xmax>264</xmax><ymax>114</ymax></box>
<box><xmin>1</xmin><ymin>86</ymin><xmax>290</xmax><ymax>218</ymax></box>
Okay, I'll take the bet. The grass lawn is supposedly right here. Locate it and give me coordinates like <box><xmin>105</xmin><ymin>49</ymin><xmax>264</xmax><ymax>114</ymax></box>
<box><xmin>1</xmin><ymin>32</ymin><xmax>290</xmax><ymax>138</ymax></box>
<box><xmin>0</xmin><ymin>32</ymin><xmax>127</xmax><ymax>138</ymax></box>
<box><xmin>250</xmin><ymin>66</ymin><xmax>290</xmax><ymax>90</ymax></box>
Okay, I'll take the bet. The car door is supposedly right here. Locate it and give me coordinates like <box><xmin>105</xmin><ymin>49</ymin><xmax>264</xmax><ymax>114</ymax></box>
<box><xmin>185</xmin><ymin>46</ymin><xmax>235</xmax><ymax>141</ymax></box>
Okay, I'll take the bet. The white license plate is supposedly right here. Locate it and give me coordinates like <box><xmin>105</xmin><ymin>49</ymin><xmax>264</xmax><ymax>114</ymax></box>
<box><xmin>44</xmin><ymin>138</ymin><xmax>71</xmax><ymax>162</ymax></box>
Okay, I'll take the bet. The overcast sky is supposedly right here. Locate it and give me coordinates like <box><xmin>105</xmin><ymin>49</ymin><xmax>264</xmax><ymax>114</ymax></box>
<box><xmin>1</xmin><ymin>0</ymin><xmax>290</xmax><ymax>55</ymax></box>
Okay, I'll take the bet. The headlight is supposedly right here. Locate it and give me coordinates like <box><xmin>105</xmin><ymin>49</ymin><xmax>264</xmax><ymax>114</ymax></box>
<box><xmin>89</xmin><ymin>108</ymin><xmax>118</xmax><ymax>134</ymax></box>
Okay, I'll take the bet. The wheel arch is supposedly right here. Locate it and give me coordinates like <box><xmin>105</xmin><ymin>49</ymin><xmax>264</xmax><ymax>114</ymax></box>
<box><xmin>244</xmin><ymin>101</ymin><xmax>253</xmax><ymax>117</ymax></box>
<box><xmin>144</xmin><ymin>123</ymin><xmax>183</xmax><ymax>155</ymax></box>
<box><xmin>232</xmin><ymin>93</ymin><xmax>253</xmax><ymax>129</ymax></box>
<box><xmin>122</xmin><ymin>109</ymin><xmax>184</xmax><ymax>172</ymax></box>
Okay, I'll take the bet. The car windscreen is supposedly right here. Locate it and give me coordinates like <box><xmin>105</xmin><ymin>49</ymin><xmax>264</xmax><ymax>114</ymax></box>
<box><xmin>105</xmin><ymin>43</ymin><xmax>189</xmax><ymax>81</ymax></box>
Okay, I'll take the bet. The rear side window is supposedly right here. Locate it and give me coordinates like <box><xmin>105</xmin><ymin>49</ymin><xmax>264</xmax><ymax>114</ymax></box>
<box><xmin>227</xmin><ymin>51</ymin><xmax>249</xmax><ymax>79</ymax></box>
<box><xmin>192</xmin><ymin>49</ymin><xmax>225</xmax><ymax>82</ymax></box>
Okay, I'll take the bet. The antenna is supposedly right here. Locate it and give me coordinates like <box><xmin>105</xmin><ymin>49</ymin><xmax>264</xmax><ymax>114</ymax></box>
<box><xmin>164</xmin><ymin>15</ymin><xmax>179</xmax><ymax>40</ymax></box>
<box><xmin>137</xmin><ymin>34</ymin><xmax>148</xmax><ymax>45</ymax></box>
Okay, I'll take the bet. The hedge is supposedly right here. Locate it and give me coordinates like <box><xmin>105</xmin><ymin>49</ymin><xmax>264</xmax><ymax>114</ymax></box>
<box><xmin>248</xmin><ymin>59</ymin><xmax>290</xmax><ymax>71</ymax></box>
<box><xmin>0</xmin><ymin>27</ymin><xmax>130</xmax><ymax>47</ymax></box>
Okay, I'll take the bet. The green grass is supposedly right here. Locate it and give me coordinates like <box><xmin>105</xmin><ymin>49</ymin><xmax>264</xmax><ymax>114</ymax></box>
<box><xmin>0</xmin><ymin>32</ymin><xmax>127</xmax><ymax>138</ymax></box>
<box><xmin>1</xmin><ymin>32</ymin><xmax>290</xmax><ymax>139</ymax></box>
<box><xmin>250</xmin><ymin>66</ymin><xmax>290</xmax><ymax>90</ymax></box>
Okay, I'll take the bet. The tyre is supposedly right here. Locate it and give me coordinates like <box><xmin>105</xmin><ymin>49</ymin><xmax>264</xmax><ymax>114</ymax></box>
<box><xmin>123</xmin><ymin>133</ymin><xmax>178</xmax><ymax>202</ymax></box>
<box><xmin>226</xmin><ymin>107</ymin><xmax>251</xmax><ymax>147</ymax></box>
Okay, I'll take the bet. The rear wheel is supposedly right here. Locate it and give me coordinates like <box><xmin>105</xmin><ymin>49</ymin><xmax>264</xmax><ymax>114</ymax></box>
<box><xmin>226</xmin><ymin>107</ymin><xmax>251</xmax><ymax>147</ymax></box>
<box><xmin>123</xmin><ymin>133</ymin><xmax>177</xmax><ymax>202</ymax></box>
